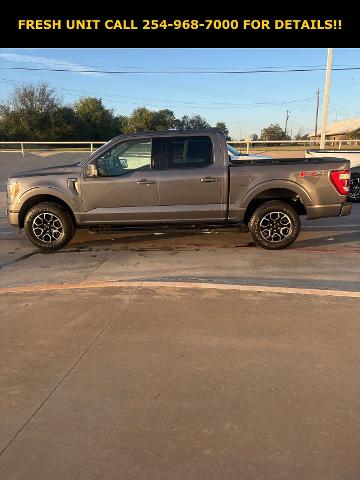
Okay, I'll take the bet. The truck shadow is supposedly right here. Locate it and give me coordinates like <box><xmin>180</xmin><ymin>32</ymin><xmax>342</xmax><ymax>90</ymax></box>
<box><xmin>69</xmin><ymin>226</ymin><xmax>359</xmax><ymax>251</ymax></box>
<box><xmin>293</xmin><ymin>230</ymin><xmax>360</xmax><ymax>249</ymax></box>
<box><xmin>70</xmin><ymin>230</ymin><xmax>205</xmax><ymax>250</ymax></box>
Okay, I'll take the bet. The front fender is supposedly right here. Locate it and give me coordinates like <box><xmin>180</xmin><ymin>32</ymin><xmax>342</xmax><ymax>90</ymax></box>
<box><xmin>14</xmin><ymin>186</ymin><xmax>79</xmax><ymax>213</ymax></box>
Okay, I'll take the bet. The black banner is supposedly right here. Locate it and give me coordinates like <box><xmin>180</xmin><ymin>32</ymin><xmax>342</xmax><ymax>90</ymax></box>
<box><xmin>0</xmin><ymin>5</ymin><xmax>356</xmax><ymax>48</ymax></box>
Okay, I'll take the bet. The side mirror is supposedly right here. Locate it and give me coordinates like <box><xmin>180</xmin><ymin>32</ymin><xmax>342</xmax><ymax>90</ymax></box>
<box><xmin>85</xmin><ymin>164</ymin><xmax>98</xmax><ymax>177</ymax></box>
<box><xmin>118</xmin><ymin>157</ymin><xmax>128</xmax><ymax>169</ymax></box>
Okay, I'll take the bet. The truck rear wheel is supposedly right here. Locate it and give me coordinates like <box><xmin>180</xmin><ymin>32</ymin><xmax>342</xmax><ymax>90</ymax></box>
<box><xmin>24</xmin><ymin>203</ymin><xmax>75</xmax><ymax>251</ymax></box>
<box><xmin>248</xmin><ymin>200</ymin><xmax>300</xmax><ymax>250</ymax></box>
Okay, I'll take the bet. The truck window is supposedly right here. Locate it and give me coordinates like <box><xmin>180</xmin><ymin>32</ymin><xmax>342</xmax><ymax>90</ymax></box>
<box><xmin>96</xmin><ymin>139</ymin><xmax>152</xmax><ymax>177</ymax></box>
<box><xmin>166</xmin><ymin>136</ymin><xmax>213</xmax><ymax>169</ymax></box>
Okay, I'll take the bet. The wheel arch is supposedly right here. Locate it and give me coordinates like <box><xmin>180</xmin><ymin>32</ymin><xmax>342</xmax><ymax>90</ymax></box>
<box><xmin>243</xmin><ymin>182</ymin><xmax>310</xmax><ymax>225</ymax></box>
<box><xmin>18</xmin><ymin>193</ymin><xmax>76</xmax><ymax>229</ymax></box>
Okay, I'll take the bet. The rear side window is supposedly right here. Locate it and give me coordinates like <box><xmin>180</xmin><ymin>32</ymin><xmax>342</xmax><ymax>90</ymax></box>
<box><xmin>166</xmin><ymin>136</ymin><xmax>213</xmax><ymax>169</ymax></box>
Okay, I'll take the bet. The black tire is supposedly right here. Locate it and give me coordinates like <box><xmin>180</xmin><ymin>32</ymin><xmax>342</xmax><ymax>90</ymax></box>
<box><xmin>24</xmin><ymin>203</ymin><xmax>75</xmax><ymax>251</ymax></box>
<box><xmin>248</xmin><ymin>200</ymin><xmax>300</xmax><ymax>250</ymax></box>
<box><xmin>348</xmin><ymin>173</ymin><xmax>360</xmax><ymax>203</ymax></box>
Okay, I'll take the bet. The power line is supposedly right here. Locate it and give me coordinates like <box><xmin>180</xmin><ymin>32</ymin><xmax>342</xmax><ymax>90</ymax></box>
<box><xmin>2</xmin><ymin>59</ymin><xmax>360</xmax><ymax>71</ymax></box>
<box><xmin>2</xmin><ymin>66</ymin><xmax>360</xmax><ymax>75</ymax></box>
<box><xmin>331</xmin><ymin>102</ymin><xmax>360</xmax><ymax>115</ymax></box>
<box><xmin>0</xmin><ymin>78</ymin><xmax>314</xmax><ymax>109</ymax></box>
<box><xmin>2</xmin><ymin>60</ymin><xmax>360</xmax><ymax>72</ymax></box>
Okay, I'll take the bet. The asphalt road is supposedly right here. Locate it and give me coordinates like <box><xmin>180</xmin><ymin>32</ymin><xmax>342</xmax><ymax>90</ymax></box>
<box><xmin>0</xmin><ymin>151</ymin><xmax>88</xmax><ymax>192</ymax></box>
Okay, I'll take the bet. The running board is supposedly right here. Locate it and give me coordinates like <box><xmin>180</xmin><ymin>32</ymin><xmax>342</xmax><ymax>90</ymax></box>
<box><xmin>86</xmin><ymin>223</ymin><xmax>248</xmax><ymax>234</ymax></box>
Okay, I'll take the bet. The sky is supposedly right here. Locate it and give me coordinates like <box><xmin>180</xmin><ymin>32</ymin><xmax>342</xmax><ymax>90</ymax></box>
<box><xmin>0</xmin><ymin>48</ymin><xmax>359</xmax><ymax>139</ymax></box>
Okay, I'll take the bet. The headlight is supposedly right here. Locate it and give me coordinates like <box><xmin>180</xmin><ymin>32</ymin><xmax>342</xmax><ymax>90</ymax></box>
<box><xmin>6</xmin><ymin>181</ymin><xmax>19</xmax><ymax>204</ymax></box>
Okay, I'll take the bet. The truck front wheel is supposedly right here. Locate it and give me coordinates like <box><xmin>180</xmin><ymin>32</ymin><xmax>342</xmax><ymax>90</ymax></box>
<box><xmin>248</xmin><ymin>200</ymin><xmax>300</xmax><ymax>250</ymax></box>
<box><xmin>24</xmin><ymin>203</ymin><xmax>75</xmax><ymax>251</ymax></box>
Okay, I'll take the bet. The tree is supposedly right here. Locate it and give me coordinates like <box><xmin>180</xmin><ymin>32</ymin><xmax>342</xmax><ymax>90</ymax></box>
<box><xmin>122</xmin><ymin>107</ymin><xmax>177</xmax><ymax>133</ymax></box>
<box><xmin>150</xmin><ymin>109</ymin><xmax>177</xmax><ymax>131</ymax></box>
<box><xmin>346</xmin><ymin>129</ymin><xmax>360</xmax><ymax>140</ymax></box>
<box><xmin>122</xmin><ymin>107</ymin><xmax>155</xmax><ymax>133</ymax></box>
<box><xmin>175</xmin><ymin>114</ymin><xmax>211</xmax><ymax>130</ymax></box>
<box><xmin>74</xmin><ymin>97</ymin><xmax>120</xmax><ymax>140</ymax></box>
<box><xmin>260</xmin><ymin>123</ymin><xmax>290</xmax><ymax>141</ymax></box>
<box><xmin>49</xmin><ymin>107</ymin><xmax>79</xmax><ymax>140</ymax></box>
<box><xmin>0</xmin><ymin>82</ymin><xmax>66</xmax><ymax>140</ymax></box>
<box><xmin>294</xmin><ymin>129</ymin><xmax>309</xmax><ymax>140</ymax></box>
<box><xmin>0</xmin><ymin>83</ymin><xmax>235</xmax><ymax>141</ymax></box>
<box><xmin>215</xmin><ymin>122</ymin><xmax>231</xmax><ymax>140</ymax></box>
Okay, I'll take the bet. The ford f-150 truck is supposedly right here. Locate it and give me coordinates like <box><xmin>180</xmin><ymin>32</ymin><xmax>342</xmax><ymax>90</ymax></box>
<box><xmin>6</xmin><ymin>129</ymin><xmax>352</xmax><ymax>251</ymax></box>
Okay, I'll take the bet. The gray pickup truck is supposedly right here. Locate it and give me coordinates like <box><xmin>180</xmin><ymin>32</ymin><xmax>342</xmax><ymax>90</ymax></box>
<box><xmin>6</xmin><ymin>129</ymin><xmax>351</xmax><ymax>251</ymax></box>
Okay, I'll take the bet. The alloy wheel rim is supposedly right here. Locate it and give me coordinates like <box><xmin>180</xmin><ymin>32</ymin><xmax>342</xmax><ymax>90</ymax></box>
<box><xmin>259</xmin><ymin>211</ymin><xmax>292</xmax><ymax>243</ymax></box>
<box><xmin>349</xmin><ymin>177</ymin><xmax>360</xmax><ymax>200</ymax></box>
<box><xmin>32</xmin><ymin>213</ymin><xmax>63</xmax><ymax>243</ymax></box>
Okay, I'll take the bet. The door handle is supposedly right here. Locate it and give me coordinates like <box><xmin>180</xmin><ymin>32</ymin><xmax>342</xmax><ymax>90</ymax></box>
<box><xmin>137</xmin><ymin>179</ymin><xmax>156</xmax><ymax>185</ymax></box>
<box><xmin>200</xmin><ymin>177</ymin><xmax>220</xmax><ymax>183</ymax></box>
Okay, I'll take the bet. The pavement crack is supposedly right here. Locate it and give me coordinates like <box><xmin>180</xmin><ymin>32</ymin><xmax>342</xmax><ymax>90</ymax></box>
<box><xmin>80</xmin><ymin>256</ymin><xmax>109</xmax><ymax>283</ymax></box>
<box><xmin>0</xmin><ymin>281</ymin><xmax>143</xmax><ymax>458</ymax></box>
<box><xmin>0</xmin><ymin>251</ymin><xmax>40</xmax><ymax>270</ymax></box>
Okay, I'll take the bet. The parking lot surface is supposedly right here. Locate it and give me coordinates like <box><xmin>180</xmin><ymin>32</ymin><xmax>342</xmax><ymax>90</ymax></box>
<box><xmin>1</xmin><ymin>202</ymin><xmax>360</xmax><ymax>291</ymax></box>
<box><xmin>1</xmin><ymin>286</ymin><xmax>360</xmax><ymax>479</ymax></box>
<box><xmin>1</xmin><ymin>151</ymin><xmax>360</xmax><ymax>479</ymax></box>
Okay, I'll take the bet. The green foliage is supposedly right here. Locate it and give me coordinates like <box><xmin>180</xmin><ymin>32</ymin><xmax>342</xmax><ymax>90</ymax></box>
<box><xmin>0</xmin><ymin>82</ymin><xmax>63</xmax><ymax>140</ymax></box>
<box><xmin>346</xmin><ymin>129</ymin><xmax>360</xmax><ymax>140</ymax></box>
<box><xmin>175</xmin><ymin>114</ymin><xmax>211</xmax><ymax>130</ymax></box>
<box><xmin>215</xmin><ymin>121</ymin><xmax>231</xmax><ymax>140</ymax></box>
<box><xmin>73</xmin><ymin>97</ymin><xmax>120</xmax><ymax>140</ymax></box>
<box><xmin>122</xmin><ymin>107</ymin><xmax>178</xmax><ymax>133</ymax></box>
<box><xmin>0</xmin><ymin>82</ymin><xmax>231</xmax><ymax>141</ymax></box>
<box><xmin>261</xmin><ymin>123</ymin><xmax>290</xmax><ymax>141</ymax></box>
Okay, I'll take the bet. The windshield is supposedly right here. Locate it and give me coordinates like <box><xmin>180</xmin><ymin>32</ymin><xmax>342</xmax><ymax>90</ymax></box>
<box><xmin>78</xmin><ymin>140</ymin><xmax>112</xmax><ymax>166</ymax></box>
<box><xmin>227</xmin><ymin>144</ymin><xmax>241</xmax><ymax>156</ymax></box>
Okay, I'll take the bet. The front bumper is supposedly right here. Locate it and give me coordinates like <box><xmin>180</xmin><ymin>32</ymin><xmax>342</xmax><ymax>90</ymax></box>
<box><xmin>307</xmin><ymin>202</ymin><xmax>352</xmax><ymax>220</ymax></box>
<box><xmin>6</xmin><ymin>209</ymin><xmax>20</xmax><ymax>226</ymax></box>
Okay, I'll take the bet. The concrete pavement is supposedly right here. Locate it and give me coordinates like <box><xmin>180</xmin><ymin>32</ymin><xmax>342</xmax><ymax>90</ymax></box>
<box><xmin>1</xmin><ymin>151</ymin><xmax>360</xmax><ymax>479</ymax></box>
<box><xmin>1</xmin><ymin>285</ymin><xmax>360</xmax><ymax>479</ymax></box>
<box><xmin>0</xmin><ymin>203</ymin><xmax>360</xmax><ymax>291</ymax></box>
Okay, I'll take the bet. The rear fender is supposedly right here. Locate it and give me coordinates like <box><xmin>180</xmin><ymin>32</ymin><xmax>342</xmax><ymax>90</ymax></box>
<box><xmin>242</xmin><ymin>180</ymin><xmax>312</xmax><ymax>208</ymax></box>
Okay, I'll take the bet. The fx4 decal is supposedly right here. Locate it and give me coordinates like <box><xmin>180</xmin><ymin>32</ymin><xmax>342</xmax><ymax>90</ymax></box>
<box><xmin>300</xmin><ymin>170</ymin><xmax>327</xmax><ymax>177</ymax></box>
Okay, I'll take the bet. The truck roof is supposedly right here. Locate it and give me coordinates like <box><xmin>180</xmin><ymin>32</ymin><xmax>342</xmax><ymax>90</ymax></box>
<box><xmin>110</xmin><ymin>128</ymin><xmax>225</xmax><ymax>142</ymax></box>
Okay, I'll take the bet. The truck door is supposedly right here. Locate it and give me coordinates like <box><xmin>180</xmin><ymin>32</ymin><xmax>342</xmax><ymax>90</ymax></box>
<box><xmin>80</xmin><ymin>138</ymin><xmax>160</xmax><ymax>224</ymax></box>
<box><xmin>158</xmin><ymin>135</ymin><xmax>226</xmax><ymax>222</ymax></box>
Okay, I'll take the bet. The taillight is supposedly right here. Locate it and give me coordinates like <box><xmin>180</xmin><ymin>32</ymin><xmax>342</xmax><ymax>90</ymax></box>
<box><xmin>330</xmin><ymin>169</ymin><xmax>350</xmax><ymax>195</ymax></box>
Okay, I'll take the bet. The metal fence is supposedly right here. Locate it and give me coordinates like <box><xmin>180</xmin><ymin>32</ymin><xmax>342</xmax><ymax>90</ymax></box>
<box><xmin>228</xmin><ymin>139</ymin><xmax>360</xmax><ymax>154</ymax></box>
<box><xmin>0</xmin><ymin>141</ymin><xmax>107</xmax><ymax>157</ymax></box>
<box><xmin>1</xmin><ymin>139</ymin><xmax>360</xmax><ymax>157</ymax></box>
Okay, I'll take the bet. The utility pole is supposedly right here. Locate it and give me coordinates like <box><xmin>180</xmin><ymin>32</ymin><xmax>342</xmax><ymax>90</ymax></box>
<box><xmin>314</xmin><ymin>88</ymin><xmax>320</xmax><ymax>141</ymax></box>
<box><xmin>284</xmin><ymin>110</ymin><xmax>290</xmax><ymax>136</ymax></box>
<box><xmin>320</xmin><ymin>48</ymin><xmax>333</xmax><ymax>149</ymax></box>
